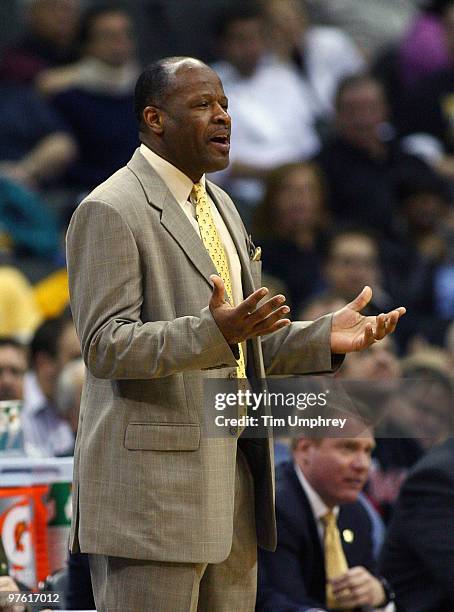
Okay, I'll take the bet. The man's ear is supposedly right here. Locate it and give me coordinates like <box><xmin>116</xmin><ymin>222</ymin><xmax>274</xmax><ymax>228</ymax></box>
<box><xmin>142</xmin><ymin>105</ymin><xmax>164</xmax><ymax>135</ymax></box>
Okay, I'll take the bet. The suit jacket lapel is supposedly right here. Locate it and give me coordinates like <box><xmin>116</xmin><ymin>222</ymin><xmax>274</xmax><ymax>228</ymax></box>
<box><xmin>127</xmin><ymin>149</ymin><xmax>217</xmax><ymax>289</ymax></box>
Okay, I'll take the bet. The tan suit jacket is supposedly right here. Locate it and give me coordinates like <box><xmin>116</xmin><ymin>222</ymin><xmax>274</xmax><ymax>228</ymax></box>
<box><xmin>66</xmin><ymin>149</ymin><xmax>336</xmax><ymax>564</ymax></box>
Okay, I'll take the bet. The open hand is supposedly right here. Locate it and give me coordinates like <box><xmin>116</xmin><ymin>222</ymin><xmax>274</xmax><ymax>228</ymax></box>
<box><xmin>331</xmin><ymin>286</ymin><xmax>406</xmax><ymax>353</ymax></box>
<box><xmin>209</xmin><ymin>275</ymin><xmax>291</xmax><ymax>344</ymax></box>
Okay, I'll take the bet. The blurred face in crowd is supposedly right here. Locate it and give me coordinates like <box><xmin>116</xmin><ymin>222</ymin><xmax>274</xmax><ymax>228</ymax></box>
<box><xmin>336</xmin><ymin>79</ymin><xmax>388</xmax><ymax>151</ymax></box>
<box><xmin>274</xmin><ymin>165</ymin><xmax>324</xmax><ymax>237</ymax></box>
<box><xmin>325</xmin><ymin>233</ymin><xmax>380</xmax><ymax>301</ymax></box>
<box><xmin>401</xmin><ymin>192</ymin><xmax>449</xmax><ymax>235</ymax></box>
<box><xmin>340</xmin><ymin>337</ymin><xmax>401</xmax><ymax>381</ymax></box>
<box><xmin>221</xmin><ymin>17</ymin><xmax>266</xmax><ymax>77</ymax></box>
<box><xmin>85</xmin><ymin>10</ymin><xmax>135</xmax><ymax>67</ymax></box>
<box><xmin>144</xmin><ymin>60</ymin><xmax>231</xmax><ymax>181</ymax></box>
<box><xmin>265</xmin><ymin>0</ymin><xmax>307</xmax><ymax>50</ymax></box>
<box><xmin>29</xmin><ymin>0</ymin><xmax>79</xmax><ymax>48</ymax></box>
<box><xmin>0</xmin><ymin>344</ymin><xmax>27</xmax><ymax>401</ymax></box>
<box><xmin>294</xmin><ymin>430</ymin><xmax>375</xmax><ymax>507</ymax></box>
<box><xmin>57</xmin><ymin>320</ymin><xmax>81</xmax><ymax>370</ymax></box>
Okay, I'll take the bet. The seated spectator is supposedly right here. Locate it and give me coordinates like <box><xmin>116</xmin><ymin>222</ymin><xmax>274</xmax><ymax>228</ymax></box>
<box><xmin>0</xmin><ymin>265</ymin><xmax>42</xmax><ymax>340</ymax></box>
<box><xmin>316</xmin><ymin>74</ymin><xmax>431</xmax><ymax>237</ymax></box>
<box><xmin>253</xmin><ymin>162</ymin><xmax>329</xmax><ymax>310</ymax></box>
<box><xmin>0</xmin><ymin>82</ymin><xmax>76</xmax><ymax>189</ymax></box>
<box><xmin>0</xmin><ymin>338</ymin><xmax>27</xmax><ymax>402</ymax></box>
<box><xmin>0</xmin><ymin>0</ymin><xmax>80</xmax><ymax>84</ymax></box>
<box><xmin>257</xmin><ymin>417</ymin><xmax>394</xmax><ymax>611</ymax></box>
<box><xmin>55</xmin><ymin>357</ymin><xmax>85</xmax><ymax>453</ymax></box>
<box><xmin>380</xmin><ymin>436</ymin><xmax>454</xmax><ymax>611</ymax></box>
<box><xmin>398</xmin><ymin>0</ymin><xmax>454</xmax><ymax>179</ymax></box>
<box><xmin>22</xmin><ymin>315</ymin><xmax>80</xmax><ymax>457</ymax></box>
<box><xmin>388</xmin><ymin>163</ymin><xmax>454</xmax><ymax>344</ymax></box>
<box><xmin>210</xmin><ymin>1</ymin><xmax>320</xmax><ymax>209</ymax></box>
<box><xmin>318</xmin><ymin>228</ymin><xmax>394</xmax><ymax>316</ymax></box>
<box><xmin>37</xmin><ymin>4</ymin><xmax>140</xmax><ymax>192</ymax></box>
<box><xmin>264</xmin><ymin>0</ymin><xmax>365</xmax><ymax>120</ymax></box>
<box><xmin>400</xmin><ymin>349</ymin><xmax>453</xmax><ymax>450</ymax></box>
<box><xmin>339</xmin><ymin>337</ymin><xmax>425</xmax><ymax>522</ymax></box>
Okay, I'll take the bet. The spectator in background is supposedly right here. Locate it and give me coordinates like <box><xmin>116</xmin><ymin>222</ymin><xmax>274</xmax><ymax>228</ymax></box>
<box><xmin>0</xmin><ymin>0</ymin><xmax>80</xmax><ymax>84</ymax></box>
<box><xmin>55</xmin><ymin>357</ymin><xmax>84</xmax><ymax>450</ymax></box>
<box><xmin>320</xmin><ymin>73</ymin><xmax>430</xmax><ymax>232</ymax></box>
<box><xmin>0</xmin><ymin>339</ymin><xmax>27</xmax><ymax>402</ymax></box>
<box><xmin>253</xmin><ymin>162</ymin><xmax>328</xmax><ymax>311</ymax></box>
<box><xmin>210</xmin><ymin>2</ymin><xmax>320</xmax><ymax>213</ymax></box>
<box><xmin>339</xmin><ymin>337</ymin><xmax>425</xmax><ymax>522</ymax></box>
<box><xmin>22</xmin><ymin>315</ymin><xmax>80</xmax><ymax>456</ymax></box>
<box><xmin>37</xmin><ymin>4</ymin><xmax>140</xmax><ymax>192</ymax></box>
<box><xmin>399</xmin><ymin>0</ymin><xmax>454</xmax><ymax>179</ymax></box>
<box><xmin>0</xmin><ymin>81</ymin><xmax>76</xmax><ymax>189</ymax></box>
<box><xmin>316</xmin><ymin>74</ymin><xmax>431</xmax><ymax>237</ymax></box>
<box><xmin>264</xmin><ymin>0</ymin><xmax>365</xmax><ymax>121</ymax></box>
<box><xmin>257</xmin><ymin>418</ymin><xmax>392</xmax><ymax>611</ymax></box>
<box><xmin>380</xmin><ymin>437</ymin><xmax>454</xmax><ymax>611</ymax></box>
<box><xmin>319</xmin><ymin>228</ymin><xmax>394</xmax><ymax>315</ymax></box>
<box><xmin>390</xmin><ymin>162</ymin><xmax>454</xmax><ymax>345</ymax></box>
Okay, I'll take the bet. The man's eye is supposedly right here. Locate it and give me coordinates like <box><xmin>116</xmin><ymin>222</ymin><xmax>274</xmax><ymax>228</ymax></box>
<box><xmin>198</xmin><ymin>101</ymin><xmax>209</xmax><ymax>107</ymax></box>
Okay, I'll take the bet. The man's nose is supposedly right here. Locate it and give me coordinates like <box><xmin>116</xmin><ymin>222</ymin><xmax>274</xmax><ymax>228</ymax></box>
<box><xmin>352</xmin><ymin>452</ymin><xmax>370</xmax><ymax>471</ymax></box>
<box><xmin>213</xmin><ymin>103</ymin><xmax>230</xmax><ymax>124</ymax></box>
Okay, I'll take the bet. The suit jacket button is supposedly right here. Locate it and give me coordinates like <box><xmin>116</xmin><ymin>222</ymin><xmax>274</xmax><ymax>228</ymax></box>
<box><xmin>229</xmin><ymin>426</ymin><xmax>238</xmax><ymax>436</ymax></box>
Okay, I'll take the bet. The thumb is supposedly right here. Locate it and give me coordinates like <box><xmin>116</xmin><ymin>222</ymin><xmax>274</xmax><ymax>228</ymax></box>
<box><xmin>347</xmin><ymin>285</ymin><xmax>372</xmax><ymax>312</ymax></box>
<box><xmin>209</xmin><ymin>274</ymin><xmax>226</xmax><ymax>308</ymax></box>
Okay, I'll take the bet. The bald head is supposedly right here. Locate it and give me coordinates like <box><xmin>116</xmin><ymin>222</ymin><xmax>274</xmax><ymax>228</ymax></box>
<box><xmin>134</xmin><ymin>57</ymin><xmax>210</xmax><ymax>124</ymax></box>
<box><xmin>134</xmin><ymin>56</ymin><xmax>231</xmax><ymax>182</ymax></box>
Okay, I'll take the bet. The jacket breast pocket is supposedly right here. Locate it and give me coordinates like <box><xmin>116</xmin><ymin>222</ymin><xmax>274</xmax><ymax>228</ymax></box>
<box><xmin>250</xmin><ymin>260</ymin><xmax>262</xmax><ymax>290</ymax></box>
<box><xmin>124</xmin><ymin>422</ymin><xmax>200</xmax><ymax>451</ymax></box>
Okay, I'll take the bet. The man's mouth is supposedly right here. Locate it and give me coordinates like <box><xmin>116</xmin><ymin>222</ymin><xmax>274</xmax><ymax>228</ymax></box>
<box><xmin>209</xmin><ymin>134</ymin><xmax>230</xmax><ymax>152</ymax></box>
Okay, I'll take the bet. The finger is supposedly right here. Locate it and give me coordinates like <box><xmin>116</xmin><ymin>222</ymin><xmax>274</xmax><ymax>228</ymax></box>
<box><xmin>251</xmin><ymin>317</ymin><xmax>291</xmax><ymax>338</ymax></box>
<box><xmin>247</xmin><ymin>294</ymin><xmax>287</xmax><ymax>324</ymax></box>
<box><xmin>251</xmin><ymin>305</ymin><xmax>291</xmax><ymax>334</ymax></box>
<box><xmin>209</xmin><ymin>274</ymin><xmax>227</xmax><ymax>308</ymax></box>
<box><xmin>373</xmin><ymin>312</ymin><xmax>387</xmax><ymax>340</ymax></box>
<box><xmin>236</xmin><ymin>287</ymin><xmax>270</xmax><ymax>316</ymax></box>
<box><xmin>346</xmin><ymin>285</ymin><xmax>372</xmax><ymax>312</ymax></box>
<box><xmin>356</xmin><ymin>321</ymin><xmax>375</xmax><ymax>350</ymax></box>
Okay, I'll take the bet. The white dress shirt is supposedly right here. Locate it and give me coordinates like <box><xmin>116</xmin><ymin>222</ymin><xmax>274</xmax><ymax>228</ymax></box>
<box><xmin>140</xmin><ymin>143</ymin><xmax>244</xmax><ymax>308</ymax></box>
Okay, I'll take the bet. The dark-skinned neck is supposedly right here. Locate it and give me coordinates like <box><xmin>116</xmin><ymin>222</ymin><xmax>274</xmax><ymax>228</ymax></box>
<box><xmin>140</xmin><ymin>136</ymin><xmax>203</xmax><ymax>183</ymax></box>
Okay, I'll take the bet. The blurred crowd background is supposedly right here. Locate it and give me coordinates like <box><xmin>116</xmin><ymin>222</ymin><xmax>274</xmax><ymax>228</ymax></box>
<box><xmin>0</xmin><ymin>0</ymin><xmax>453</xmax><ymax>609</ymax></box>
<box><xmin>0</xmin><ymin>0</ymin><xmax>451</xmax><ymax>477</ymax></box>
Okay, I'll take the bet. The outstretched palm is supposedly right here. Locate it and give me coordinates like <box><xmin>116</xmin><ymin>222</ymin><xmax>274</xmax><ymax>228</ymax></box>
<box><xmin>331</xmin><ymin>286</ymin><xmax>406</xmax><ymax>353</ymax></box>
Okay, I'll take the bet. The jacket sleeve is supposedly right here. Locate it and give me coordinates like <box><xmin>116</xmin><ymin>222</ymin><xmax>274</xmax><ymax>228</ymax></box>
<box><xmin>66</xmin><ymin>198</ymin><xmax>238</xmax><ymax>379</ymax></box>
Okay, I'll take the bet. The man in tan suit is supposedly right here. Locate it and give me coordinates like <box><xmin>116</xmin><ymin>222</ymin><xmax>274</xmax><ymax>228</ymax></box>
<box><xmin>66</xmin><ymin>57</ymin><xmax>405</xmax><ymax>612</ymax></box>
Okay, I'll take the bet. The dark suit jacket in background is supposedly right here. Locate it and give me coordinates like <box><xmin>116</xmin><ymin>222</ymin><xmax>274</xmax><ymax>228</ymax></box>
<box><xmin>257</xmin><ymin>460</ymin><xmax>376</xmax><ymax>611</ymax></box>
<box><xmin>380</xmin><ymin>438</ymin><xmax>454</xmax><ymax>612</ymax></box>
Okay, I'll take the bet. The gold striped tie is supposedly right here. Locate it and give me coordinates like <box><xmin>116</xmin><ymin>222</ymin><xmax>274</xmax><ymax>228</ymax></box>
<box><xmin>321</xmin><ymin>510</ymin><xmax>350</xmax><ymax>610</ymax></box>
<box><xmin>192</xmin><ymin>182</ymin><xmax>246</xmax><ymax>379</ymax></box>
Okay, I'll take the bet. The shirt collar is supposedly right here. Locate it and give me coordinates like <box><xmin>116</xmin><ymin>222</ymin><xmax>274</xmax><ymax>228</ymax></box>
<box><xmin>139</xmin><ymin>143</ymin><xmax>205</xmax><ymax>206</ymax></box>
<box><xmin>294</xmin><ymin>462</ymin><xmax>339</xmax><ymax>521</ymax></box>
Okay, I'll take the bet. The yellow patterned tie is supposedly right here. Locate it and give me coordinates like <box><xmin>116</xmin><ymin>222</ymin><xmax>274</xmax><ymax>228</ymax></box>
<box><xmin>192</xmin><ymin>182</ymin><xmax>246</xmax><ymax>379</ymax></box>
<box><xmin>321</xmin><ymin>510</ymin><xmax>349</xmax><ymax>610</ymax></box>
